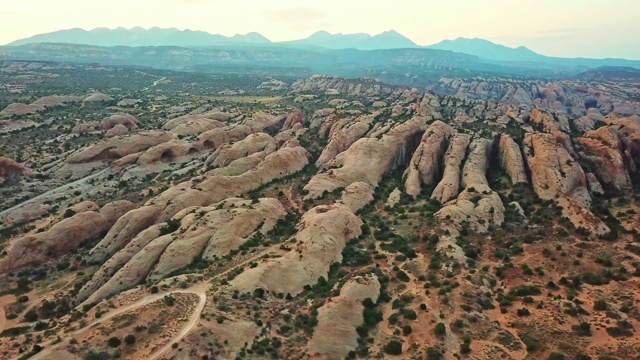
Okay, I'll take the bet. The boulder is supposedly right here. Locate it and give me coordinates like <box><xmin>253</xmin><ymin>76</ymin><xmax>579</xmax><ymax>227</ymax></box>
<box><xmin>0</xmin><ymin>156</ymin><xmax>28</xmax><ymax>184</ymax></box>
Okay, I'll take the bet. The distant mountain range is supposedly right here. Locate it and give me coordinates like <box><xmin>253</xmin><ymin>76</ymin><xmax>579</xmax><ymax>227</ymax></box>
<box><xmin>3</xmin><ymin>27</ymin><xmax>640</xmax><ymax>84</ymax></box>
<box><xmin>9</xmin><ymin>27</ymin><xmax>638</xmax><ymax>64</ymax></box>
<box><xmin>280</xmin><ymin>30</ymin><xmax>418</xmax><ymax>50</ymax></box>
<box><xmin>7</xmin><ymin>27</ymin><xmax>272</xmax><ymax>47</ymax></box>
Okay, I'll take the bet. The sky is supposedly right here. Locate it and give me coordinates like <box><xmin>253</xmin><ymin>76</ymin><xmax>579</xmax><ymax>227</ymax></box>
<box><xmin>1</xmin><ymin>0</ymin><xmax>639</xmax><ymax>59</ymax></box>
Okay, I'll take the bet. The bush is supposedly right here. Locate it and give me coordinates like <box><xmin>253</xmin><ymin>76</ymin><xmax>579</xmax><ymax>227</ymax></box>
<box><xmin>24</xmin><ymin>310</ymin><xmax>38</xmax><ymax>322</ymax></box>
<box><xmin>434</xmin><ymin>322</ymin><xmax>446</xmax><ymax>337</ymax></box>
<box><xmin>124</xmin><ymin>334</ymin><xmax>136</xmax><ymax>345</ymax></box>
<box><xmin>594</xmin><ymin>299</ymin><xmax>607</xmax><ymax>311</ymax></box>
<box><xmin>163</xmin><ymin>295</ymin><xmax>175</xmax><ymax>306</ymax></box>
<box><xmin>383</xmin><ymin>340</ymin><xmax>402</xmax><ymax>355</ymax></box>
<box><xmin>402</xmin><ymin>325</ymin><xmax>412</xmax><ymax>335</ymax></box>
<box><xmin>572</xmin><ymin>322</ymin><xmax>591</xmax><ymax>336</ymax></box>
<box><xmin>547</xmin><ymin>353</ymin><xmax>565</xmax><ymax>360</ymax></box>
<box><xmin>107</xmin><ymin>337</ymin><xmax>121</xmax><ymax>348</ymax></box>
<box><xmin>517</xmin><ymin>308</ymin><xmax>531</xmax><ymax>317</ymax></box>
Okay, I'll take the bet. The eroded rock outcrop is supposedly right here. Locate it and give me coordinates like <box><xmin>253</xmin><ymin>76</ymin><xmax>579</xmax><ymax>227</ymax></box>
<box><xmin>86</xmin><ymin>144</ymin><xmax>311</xmax><ymax>264</ymax></box>
<box><xmin>0</xmin><ymin>156</ymin><xmax>29</xmax><ymax>184</ymax></box>
<box><xmin>100</xmin><ymin>113</ymin><xmax>137</xmax><ymax>131</ymax></box>
<box><xmin>207</xmin><ymin>133</ymin><xmax>277</xmax><ymax>168</ymax></box>
<box><xmin>162</xmin><ymin>114</ymin><xmax>226</xmax><ymax>136</ymax></box>
<box><xmin>307</xmin><ymin>276</ymin><xmax>380</xmax><ymax>360</ymax></box>
<box><xmin>0</xmin><ymin>201</ymin><xmax>132</xmax><ymax>273</ymax></box>
<box><xmin>404</xmin><ymin>120</ymin><xmax>454</xmax><ymax>196</ymax></box>
<box><xmin>339</xmin><ymin>182</ymin><xmax>374</xmax><ymax>212</ymax></box>
<box><xmin>67</xmin><ymin>130</ymin><xmax>174</xmax><ymax>164</ymax></box>
<box><xmin>304</xmin><ymin>116</ymin><xmax>427</xmax><ymax>198</ymax></box>
<box><xmin>315</xmin><ymin>114</ymin><xmax>375</xmax><ymax>167</ymax></box>
<box><xmin>498</xmin><ymin>134</ymin><xmax>528</xmax><ymax>184</ymax></box>
<box><xmin>523</xmin><ymin>133</ymin><xmax>609</xmax><ymax>235</ymax></box>
<box><xmin>431</xmin><ymin>134</ymin><xmax>471</xmax><ymax>203</ymax></box>
<box><xmin>231</xmin><ymin>203</ymin><xmax>362</xmax><ymax>296</ymax></box>
<box><xmin>578</xmin><ymin>126</ymin><xmax>631</xmax><ymax>190</ymax></box>
<box><xmin>79</xmin><ymin>198</ymin><xmax>285</xmax><ymax>305</ymax></box>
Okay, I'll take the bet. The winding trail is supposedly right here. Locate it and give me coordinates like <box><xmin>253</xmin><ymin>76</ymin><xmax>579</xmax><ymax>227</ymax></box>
<box><xmin>36</xmin><ymin>288</ymin><xmax>206</xmax><ymax>359</ymax></box>
<box><xmin>147</xmin><ymin>290</ymin><xmax>206</xmax><ymax>360</ymax></box>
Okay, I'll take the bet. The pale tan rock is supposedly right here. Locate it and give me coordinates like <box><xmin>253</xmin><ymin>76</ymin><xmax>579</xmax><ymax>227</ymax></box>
<box><xmin>0</xmin><ymin>211</ymin><xmax>109</xmax><ymax>273</ymax></box>
<box><xmin>244</xmin><ymin>111</ymin><xmax>286</xmax><ymax>132</ymax></box>
<box><xmin>304</xmin><ymin>116</ymin><xmax>427</xmax><ymax>198</ymax></box>
<box><xmin>67</xmin><ymin>130</ymin><xmax>174</xmax><ymax>164</ymax></box>
<box><xmin>162</xmin><ymin>114</ymin><xmax>225</xmax><ymax>136</ymax></box>
<box><xmin>404</xmin><ymin>120</ymin><xmax>454</xmax><ymax>196</ymax></box>
<box><xmin>207</xmin><ymin>133</ymin><xmax>277</xmax><ymax>168</ymax></box>
<box><xmin>531</xmin><ymin>109</ymin><xmax>569</xmax><ymax>132</ymax></box>
<box><xmin>316</xmin><ymin>115</ymin><xmax>374</xmax><ymax>167</ymax></box>
<box><xmin>498</xmin><ymin>134</ymin><xmax>528</xmax><ymax>184</ymax></box>
<box><xmin>283</xmin><ymin>108</ymin><xmax>305</xmax><ymax>130</ymax></box>
<box><xmin>83</xmin><ymin>234</ymin><xmax>174</xmax><ymax>305</ymax></box>
<box><xmin>585</xmin><ymin>173</ymin><xmax>605</xmax><ymax>195</ymax></box>
<box><xmin>431</xmin><ymin>134</ymin><xmax>471</xmax><ymax>203</ymax></box>
<box><xmin>197</xmin><ymin>125</ymin><xmax>254</xmax><ymax>150</ymax></box>
<box><xmin>231</xmin><ymin>203</ymin><xmax>362</xmax><ymax>296</ymax></box>
<box><xmin>72</xmin><ymin>122</ymin><xmax>100</xmax><ymax>134</ymax></box>
<box><xmin>149</xmin><ymin>198</ymin><xmax>286</xmax><ymax>280</ymax></box>
<box><xmin>339</xmin><ymin>182</ymin><xmax>374</xmax><ymax>212</ymax></box>
<box><xmin>76</xmin><ymin>224</ymin><xmax>163</xmax><ymax>305</ymax></box>
<box><xmin>83</xmin><ymin>92</ymin><xmax>114</xmax><ymax>103</ymax></box>
<box><xmin>578</xmin><ymin>126</ymin><xmax>631</xmax><ymax>189</ymax></box>
<box><xmin>100</xmin><ymin>113</ymin><xmax>137</xmax><ymax>131</ymax></box>
<box><xmin>307</xmin><ymin>276</ymin><xmax>380</xmax><ymax>360</ymax></box>
<box><xmin>87</xmin><ymin>205</ymin><xmax>164</xmax><ymax>263</ymax></box>
<box><xmin>523</xmin><ymin>133</ymin><xmax>609</xmax><ymax>235</ymax></box>
<box><xmin>136</xmin><ymin>139</ymin><xmax>198</xmax><ymax>165</ymax></box>
<box><xmin>67</xmin><ymin>201</ymin><xmax>99</xmax><ymax>214</ymax></box>
<box><xmin>104</xmin><ymin>124</ymin><xmax>130</xmax><ymax>138</ymax></box>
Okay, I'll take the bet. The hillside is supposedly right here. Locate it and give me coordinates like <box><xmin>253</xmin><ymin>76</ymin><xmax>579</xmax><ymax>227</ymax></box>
<box><xmin>0</xmin><ymin>61</ymin><xmax>639</xmax><ymax>360</ymax></box>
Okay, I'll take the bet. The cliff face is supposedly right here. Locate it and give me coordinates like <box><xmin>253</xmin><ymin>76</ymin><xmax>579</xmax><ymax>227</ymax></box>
<box><xmin>498</xmin><ymin>133</ymin><xmax>528</xmax><ymax>184</ymax></box>
<box><xmin>524</xmin><ymin>133</ymin><xmax>610</xmax><ymax>235</ymax></box>
<box><xmin>304</xmin><ymin>116</ymin><xmax>427</xmax><ymax>198</ymax></box>
<box><xmin>404</xmin><ymin>120</ymin><xmax>455</xmax><ymax>196</ymax></box>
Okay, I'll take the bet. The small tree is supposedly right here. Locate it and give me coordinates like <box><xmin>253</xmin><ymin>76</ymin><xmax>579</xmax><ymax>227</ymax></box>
<box><xmin>383</xmin><ymin>340</ymin><xmax>402</xmax><ymax>355</ymax></box>
<box><xmin>434</xmin><ymin>322</ymin><xmax>446</xmax><ymax>337</ymax></box>
<box><xmin>124</xmin><ymin>334</ymin><xmax>136</xmax><ymax>345</ymax></box>
<box><xmin>107</xmin><ymin>337</ymin><xmax>121</xmax><ymax>348</ymax></box>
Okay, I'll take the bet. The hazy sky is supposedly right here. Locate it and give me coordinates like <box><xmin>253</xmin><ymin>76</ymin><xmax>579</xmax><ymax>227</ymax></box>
<box><xmin>2</xmin><ymin>0</ymin><xmax>639</xmax><ymax>59</ymax></box>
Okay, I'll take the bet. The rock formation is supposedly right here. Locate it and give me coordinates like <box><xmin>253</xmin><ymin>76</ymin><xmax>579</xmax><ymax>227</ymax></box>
<box><xmin>0</xmin><ymin>201</ymin><xmax>133</xmax><ymax>273</ymax></box>
<box><xmin>497</xmin><ymin>134</ymin><xmax>528</xmax><ymax>184</ymax></box>
<box><xmin>431</xmin><ymin>134</ymin><xmax>471</xmax><ymax>203</ymax></box>
<box><xmin>523</xmin><ymin>133</ymin><xmax>609</xmax><ymax>235</ymax></box>
<box><xmin>231</xmin><ymin>203</ymin><xmax>362</xmax><ymax>296</ymax></box>
<box><xmin>404</xmin><ymin>120</ymin><xmax>454</xmax><ymax>196</ymax></box>
<box><xmin>67</xmin><ymin>130</ymin><xmax>174</xmax><ymax>164</ymax></box>
<box><xmin>304</xmin><ymin>116</ymin><xmax>427</xmax><ymax>198</ymax></box>
<box><xmin>307</xmin><ymin>276</ymin><xmax>380</xmax><ymax>359</ymax></box>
